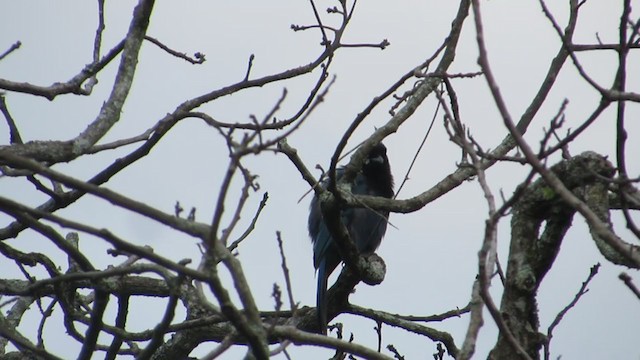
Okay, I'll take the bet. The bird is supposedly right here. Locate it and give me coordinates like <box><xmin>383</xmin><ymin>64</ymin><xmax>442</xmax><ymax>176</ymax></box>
<box><xmin>307</xmin><ymin>142</ymin><xmax>394</xmax><ymax>334</ymax></box>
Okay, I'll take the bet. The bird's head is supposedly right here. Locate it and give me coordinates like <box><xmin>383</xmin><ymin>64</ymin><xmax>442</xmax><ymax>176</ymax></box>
<box><xmin>362</xmin><ymin>143</ymin><xmax>394</xmax><ymax>198</ymax></box>
<box><xmin>363</xmin><ymin>143</ymin><xmax>389</xmax><ymax>171</ymax></box>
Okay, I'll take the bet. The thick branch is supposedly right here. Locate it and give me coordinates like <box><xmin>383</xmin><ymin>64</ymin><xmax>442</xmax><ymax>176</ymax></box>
<box><xmin>490</xmin><ymin>152</ymin><xmax>632</xmax><ymax>359</ymax></box>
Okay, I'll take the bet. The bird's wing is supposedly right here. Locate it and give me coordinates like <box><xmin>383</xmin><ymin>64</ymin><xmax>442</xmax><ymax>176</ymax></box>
<box><xmin>308</xmin><ymin>168</ymin><xmax>347</xmax><ymax>270</ymax></box>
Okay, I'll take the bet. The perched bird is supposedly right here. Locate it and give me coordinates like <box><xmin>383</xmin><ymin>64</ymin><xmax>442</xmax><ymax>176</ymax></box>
<box><xmin>307</xmin><ymin>143</ymin><xmax>394</xmax><ymax>334</ymax></box>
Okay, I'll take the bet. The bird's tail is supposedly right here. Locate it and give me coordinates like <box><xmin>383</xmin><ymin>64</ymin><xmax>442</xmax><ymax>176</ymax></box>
<box><xmin>316</xmin><ymin>258</ymin><xmax>329</xmax><ymax>335</ymax></box>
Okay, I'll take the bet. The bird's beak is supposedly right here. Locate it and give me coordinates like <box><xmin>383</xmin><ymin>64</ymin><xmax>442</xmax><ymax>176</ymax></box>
<box><xmin>366</xmin><ymin>155</ymin><xmax>384</xmax><ymax>165</ymax></box>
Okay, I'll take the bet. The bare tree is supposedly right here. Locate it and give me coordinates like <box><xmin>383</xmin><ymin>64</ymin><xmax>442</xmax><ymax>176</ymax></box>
<box><xmin>0</xmin><ymin>1</ymin><xmax>639</xmax><ymax>359</ymax></box>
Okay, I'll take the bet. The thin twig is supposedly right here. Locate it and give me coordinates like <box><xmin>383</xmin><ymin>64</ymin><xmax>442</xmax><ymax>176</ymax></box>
<box><xmin>471</xmin><ymin>1</ymin><xmax>535</xmax><ymax>358</ymax></box>
<box><xmin>0</xmin><ymin>41</ymin><xmax>21</xmax><ymax>61</ymax></box>
<box><xmin>243</xmin><ymin>54</ymin><xmax>255</xmax><ymax>81</ymax></box>
<box><xmin>619</xmin><ymin>272</ymin><xmax>640</xmax><ymax>300</ymax></box>
<box><xmin>545</xmin><ymin>263</ymin><xmax>600</xmax><ymax>360</ymax></box>
<box><xmin>275</xmin><ymin>231</ymin><xmax>297</xmax><ymax>312</ymax></box>
<box><xmin>0</xmin><ymin>94</ymin><xmax>23</xmax><ymax>144</ymax></box>
<box><xmin>227</xmin><ymin>192</ymin><xmax>269</xmax><ymax>252</ymax></box>
<box><xmin>144</xmin><ymin>35</ymin><xmax>205</xmax><ymax>64</ymax></box>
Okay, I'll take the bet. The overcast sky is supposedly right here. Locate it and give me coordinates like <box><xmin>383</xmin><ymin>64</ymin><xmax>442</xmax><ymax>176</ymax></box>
<box><xmin>1</xmin><ymin>1</ymin><xmax>639</xmax><ymax>359</ymax></box>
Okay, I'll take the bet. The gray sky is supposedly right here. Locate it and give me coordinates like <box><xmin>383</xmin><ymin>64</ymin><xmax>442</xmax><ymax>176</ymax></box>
<box><xmin>1</xmin><ymin>1</ymin><xmax>639</xmax><ymax>359</ymax></box>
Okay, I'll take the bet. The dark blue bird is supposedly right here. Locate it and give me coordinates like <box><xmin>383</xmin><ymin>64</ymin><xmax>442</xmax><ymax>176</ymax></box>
<box><xmin>308</xmin><ymin>143</ymin><xmax>394</xmax><ymax>334</ymax></box>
